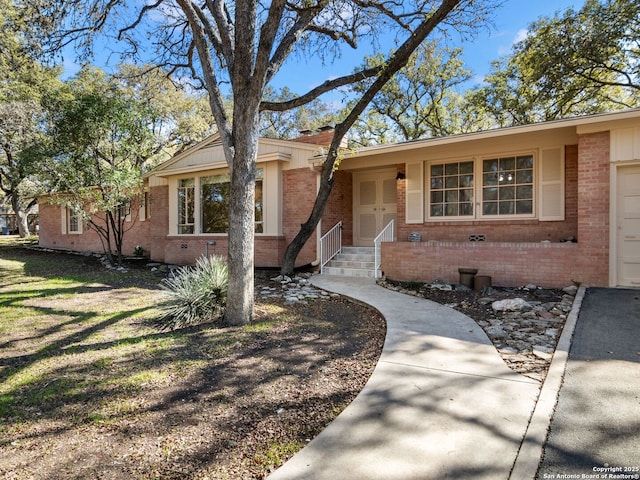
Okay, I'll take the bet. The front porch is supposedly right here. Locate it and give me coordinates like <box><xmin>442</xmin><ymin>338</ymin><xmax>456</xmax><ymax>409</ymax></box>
<box><xmin>318</xmin><ymin>218</ymin><xmax>589</xmax><ymax>288</ymax></box>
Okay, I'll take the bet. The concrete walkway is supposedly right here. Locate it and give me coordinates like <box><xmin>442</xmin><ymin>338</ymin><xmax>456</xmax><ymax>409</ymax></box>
<box><xmin>267</xmin><ymin>276</ymin><xmax>542</xmax><ymax>480</ymax></box>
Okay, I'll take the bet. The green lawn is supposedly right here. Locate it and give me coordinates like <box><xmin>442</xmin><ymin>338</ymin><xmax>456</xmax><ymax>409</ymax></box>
<box><xmin>0</xmin><ymin>239</ymin><xmax>384</xmax><ymax>479</ymax></box>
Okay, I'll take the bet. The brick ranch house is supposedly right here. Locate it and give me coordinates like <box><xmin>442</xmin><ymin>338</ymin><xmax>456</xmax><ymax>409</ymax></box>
<box><xmin>38</xmin><ymin>109</ymin><xmax>640</xmax><ymax>288</ymax></box>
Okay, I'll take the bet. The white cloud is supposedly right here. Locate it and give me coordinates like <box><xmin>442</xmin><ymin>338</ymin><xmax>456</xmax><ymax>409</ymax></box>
<box><xmin>497</xmin><ymin>28</ymin><xmax>529</xmax><ymax>56</ymax></box>
<box><xmin>513</xmin><ymin>28</ymin><xmax>529</xmax><ymax>44</ymax></box>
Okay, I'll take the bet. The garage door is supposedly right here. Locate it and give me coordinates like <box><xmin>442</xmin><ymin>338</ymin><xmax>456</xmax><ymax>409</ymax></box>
<box><xmin>617</xmin><ymin>165</ymin><xmax>640</xmax><ymax>286</ymax></box>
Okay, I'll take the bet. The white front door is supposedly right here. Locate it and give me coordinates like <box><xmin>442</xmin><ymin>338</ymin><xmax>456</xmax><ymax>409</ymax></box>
<box><xmin>353</xmin><ymin>170</ymin><xmax>397</xmax><ymax>246</ymax></box>
<box><xmin>617</xmin><ymin>164</ymin><xmax>640</xmax><ymax>286</ymax></box>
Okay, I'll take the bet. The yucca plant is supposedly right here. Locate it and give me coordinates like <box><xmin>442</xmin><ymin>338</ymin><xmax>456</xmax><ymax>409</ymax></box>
<box><xmin>157</xmin><ymin>255</ymin><xmax>229</xmax><ymax>330</ymax></box>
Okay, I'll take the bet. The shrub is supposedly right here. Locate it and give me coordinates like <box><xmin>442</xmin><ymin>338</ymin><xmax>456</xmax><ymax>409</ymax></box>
<box><xmin>157</xmin><ymin>255</ymin><xmax>229</xmax><ymax>330</ymax></box>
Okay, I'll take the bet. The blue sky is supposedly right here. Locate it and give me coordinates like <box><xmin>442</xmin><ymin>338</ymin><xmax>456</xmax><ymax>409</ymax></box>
<box><xmin>64</xmin><ymin>1</ymin><xmax>586</xmax><ymax>99</ymax></box>
<box><xmin>269</xmin><ymin>0</ymin><xmax>586</xmax><ymax>99</ymax></box>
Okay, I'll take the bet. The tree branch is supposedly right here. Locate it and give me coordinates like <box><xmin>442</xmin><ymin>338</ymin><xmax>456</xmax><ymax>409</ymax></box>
<box><xmin>175</xmin><ymin>0</ymin><xmax>233</xmax><ymax>162</ymax></box>
<box><xmin>117</xmin><ymin>0</ymin><xmax>164</xmax><ymax>41</ymax></box>
<box><xmin>259</xmin><ymin>65</ymin><xmax>383</xmax><ymax>111</ymax></box>
<box><xmin>206</xmin><ymin>0</ymin><xmax>235</xmax><ymax>72</ymax></box>
<box><xmin>266</xmin><ymin>0</ymin><xmax>330</xmax><ymax>85</ymax></box>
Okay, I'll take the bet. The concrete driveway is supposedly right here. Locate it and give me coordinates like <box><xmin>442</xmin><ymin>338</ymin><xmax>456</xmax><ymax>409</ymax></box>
<box><xmin>537</xmin><ymin>287</ymin><xmax>640</xmax><ymax>478</ymax></box>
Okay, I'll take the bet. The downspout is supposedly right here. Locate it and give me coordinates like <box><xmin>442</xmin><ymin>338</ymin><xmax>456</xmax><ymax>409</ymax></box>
<box><xmin>309</xmin><ymin>161</ymin><xmax>322</xmax><ymax>267</ymax></box>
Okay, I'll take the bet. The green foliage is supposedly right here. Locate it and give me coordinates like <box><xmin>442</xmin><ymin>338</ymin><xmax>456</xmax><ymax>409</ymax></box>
<box><xmin>0</xmin><ymin>0</ymin><xmax>64</xmax><ymax>236</ymax></box>
<box><xmin>158</xmin><ymin>255</ymin><xmax>229</xmax><ymax>330</ymax></box>
<box><xmin>347</xmin><ymin>41</ymin><xmax>492</xmax><ymax>145</ymax></box>
<box><xmin>259</xmin><ymin>86</ymin><xmax>339</xmax><ymax>139</ymax></box>
<box><xmin>470</xmin><ymin>0</ymin><xmax>640</xmax><ymax>127</ymax></box>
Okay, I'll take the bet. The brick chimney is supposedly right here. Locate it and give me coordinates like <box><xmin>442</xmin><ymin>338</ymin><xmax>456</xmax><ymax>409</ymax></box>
<box><xmin>292</xmin><ymin>125</ymin><xmax>343</xmax><ymax>146</ymax></box>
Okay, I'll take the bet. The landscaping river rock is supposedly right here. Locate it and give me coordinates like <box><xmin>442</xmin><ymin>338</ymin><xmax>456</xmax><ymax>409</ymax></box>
<box><xmin>378</xmin><ymin>278</ymin><xmax>577</xmax><ymax>382</ymax></box>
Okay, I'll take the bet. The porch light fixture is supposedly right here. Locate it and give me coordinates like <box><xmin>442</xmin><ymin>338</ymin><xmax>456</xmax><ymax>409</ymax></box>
<box><xmin>396</xmin><ymin>172</ymin><xmax>405</xmax><ymax>180</ymax></box>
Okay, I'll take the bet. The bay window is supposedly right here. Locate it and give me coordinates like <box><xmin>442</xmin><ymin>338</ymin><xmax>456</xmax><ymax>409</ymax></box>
<box><xmin>177</xmin><ymin>169</ymin><xmax>264</xmax><ymax>234</ymax></box>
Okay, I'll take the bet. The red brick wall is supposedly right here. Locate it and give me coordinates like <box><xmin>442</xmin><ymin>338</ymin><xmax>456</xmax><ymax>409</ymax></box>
<box><xmin>161</xmin><ymin>235</ymin><xmax>285</xmax><ymax>266</ymax></box>
<box><xmin>395</xmin><ymin>145</ymin><xmax>579</xmax><ymax>243</ymax></box>
<box><xmin>384</xmin><ymin>140</ymin><xmax>611</xmax><ymax>288</ymax></box>
<box><xmin>322</xmin><ymin>170</ymin><xmax>353</xmax><ymax>244</ymax></box>
<box><xmin>282</xmin><ymin>168</ymin><xmax>318</xmax><ymax>266</ymax></box>
<box><xmin>381</xmin><ymin>241</ymin><xmax>580</xmax><ymax>288</ymax></box>
<box><xmin>38</xmin><ymin>197</ymin><xmax>151</xmax><ymax>257</ymax></box>
<box><xmin>575</xmin><ymin>131</ymin><xmax>610</xmax><ymax>285</ymax></box>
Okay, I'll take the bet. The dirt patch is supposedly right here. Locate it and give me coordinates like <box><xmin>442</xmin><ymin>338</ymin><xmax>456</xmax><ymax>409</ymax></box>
<box><xmin>0</xmin><ymin>246</ymin><xmax>385</xmax><ymax>479</ymax></box>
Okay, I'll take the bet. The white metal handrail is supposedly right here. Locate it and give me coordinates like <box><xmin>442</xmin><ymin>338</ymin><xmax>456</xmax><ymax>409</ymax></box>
<box><xmin>374</xmin><ymin>219</ymin><xmax>395</xmax><ymax>278</ymax></box>
<box><xmin>320</xmin><ymin>221</ymin><xmax>342</xmax><ymax>274</ymax></box>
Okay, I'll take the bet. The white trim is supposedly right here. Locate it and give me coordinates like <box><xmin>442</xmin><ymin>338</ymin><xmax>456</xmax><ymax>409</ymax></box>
<box><xmin>61</xmin><ymin>207</ymin><xmax>67</xmax><ymax>235</ymax></box>
<box><xmin>66</xmin><ymin>207</ymin><xmax>83</xmax><ymax>235</ymax></box>
<box><xmin>610</xmin><ymin>160</ymin><xmax>640</xmax><ymax>287</ymax></box>
<box><xmin>423</xmin><ymin>151</ymin><xmax>538</xmax><ymax>222</ymax></box>
<box><xmin>347</xmin><ymin>109</ymin><xmax>640</xmax><ymax>160</ymax></box>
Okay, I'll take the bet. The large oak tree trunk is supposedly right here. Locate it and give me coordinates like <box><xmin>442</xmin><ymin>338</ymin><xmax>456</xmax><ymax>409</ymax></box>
<box><xmin>224</xmin><ymin>106</ymin><xmax>259</xmax><ymax>326</ymax></box>
<box><xmin>10</xmin><ymin>195</ymin><xmax>31</xmax><ymax>238</ymax></box>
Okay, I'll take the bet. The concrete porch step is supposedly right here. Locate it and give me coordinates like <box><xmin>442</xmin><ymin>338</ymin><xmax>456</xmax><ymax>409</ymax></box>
<box><xmin>323</xmin><ymin>246</ymin><xmax>376</xmax><ymax>277</ymax></box>
<box><xmin>322</xmin><ymin>265</ymin><xmax>377</xmax><ymax>278</ymax></box>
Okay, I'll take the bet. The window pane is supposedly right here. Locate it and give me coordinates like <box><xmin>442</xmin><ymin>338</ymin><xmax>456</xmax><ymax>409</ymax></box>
<box><xmin>178</xmin><ymin>178</ymin><xmax>195</xmax><ymax>234</ymax></box>
<box><xmin>516</xmin><ymin>200</ymin><xmax>533</xmax><ymax>214</ymax></box>
<box><xmin>431</xmin><ymin>164</ymin><xmax>443</xmax><ymax>176</ymax></box>
<box><xmin>500</xmin><ymin>171</ymin><xmax>515</xmax><ymax>184</ymax></box>
<box><xmin>431</xmin><ymin>177</ymin><xmax>443</xmax><ymax>189</ymax></box>
<box><xmin>445</xmin><ymin>190</ymin><xmax>459</xmax><ymax>203</ymax></box>
<box><xmin>255</xmin><ymin>179</ymin><xmax>263</xmax><ymax>233</ymax></box>
<box><xmin>431</xmin><ymin>204</ymin><xmax>444</xmax><ymax>217</ymax></box>
<box><xmin>483</xmin><ymin>202</ymin><xmax>497</xmax><ymax>215</ymax></box>
<box><xmin>445</xmin><ymin>176</ymin><xmax>459</xmax><ymax>188</ymax></box>
<box><xmin>516</xmin><ymin>185</ymin><xmax>533</xmax><ymax>200</ymax></box>
<box><xmin>431</xmin><ymin>191</ymin><xmax>443</xmax><ymax>203</ymax></box>
<box><xmin>516</xmin><ymin>169</ymin><xmax>533</xmax><ymax>184</ymax></box>
<box><xmin>483</xmin><ymin>187</ymin><xmax>498</xmax><ymax>201</ymax></box>
<box><xmin>517</xmin><ymin>155</ymin><xmax>534</xmax><ymax>169</ymax></box>
<box><xmin>445</xmin><ymin>163</ymin><xmax>459</xmax><ymax>175</ymax></box>
<box><xmin>483</xmin><ymin>159</ymin><xmax>498</xmax><ymax>172</ymax></box>
<box><xmin>201</xmin><ymin>180</ymin><xmax>230</xmax><ymax>233</ymax></box>
<box><xmin>499</xmin><ymin>186</ymin><xmax>515</xmax><ymax>200</ymax></box>
<box><xmin>483</xmin><ymin>172</ymin><xmax>498</xmax><ymax>186</ymax></box>
<box><xmin>499</xmin><ymin>201</ymin><xmax>515</xmax><ymax>215</ymax></box>
<box><xmin>500</xmin><ymin>157</ymin><xmax>515</xmax><ymax>170</ymax></box>
<box><xmin>460</xmin><ymin>174</ymin><xmax>473</xmax><ymax>187</ymax></box>
<box><xmin>460</xmin><ymin>189</ymin><xmax>473</xmax><ymax>202</ymax></box>
<box><xmin>460</xmin><ymin>161</ymin><xmax>474</xmax><ymax>174</ymax></box>
<box><xmin>445</xmin><ymin>203</ymin><xmax>458</xmax><ymax>216</ymax></box>
<box><xmin>460</xmin><ymin>203</ymin><xmax>473</xmax><ymax>216</ymax></box>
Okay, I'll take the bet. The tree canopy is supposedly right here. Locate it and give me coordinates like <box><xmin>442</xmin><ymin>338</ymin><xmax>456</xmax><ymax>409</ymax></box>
<box><xmin>31</xmin><ymin>0</ymin><xmax>500</xmax><ymax>324</ymax></box>
<box><xmin>0</xmin><ymin>0</ymin><xmax>64</xmax><ymax>236</ymax></box>
<box><xmin>351</xmin><ymin>41</ymin><xmax>481</xmax><ymax>143</ymax></box>
<box><xmin>43</xmin><ymin>65</ymin><xmax>215</xmax><ymax>263</ymax></box>
<box><xmin>469</xmin><ymin>0</ymin><xmax>640</xmax><ymax>127</ymax></box>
